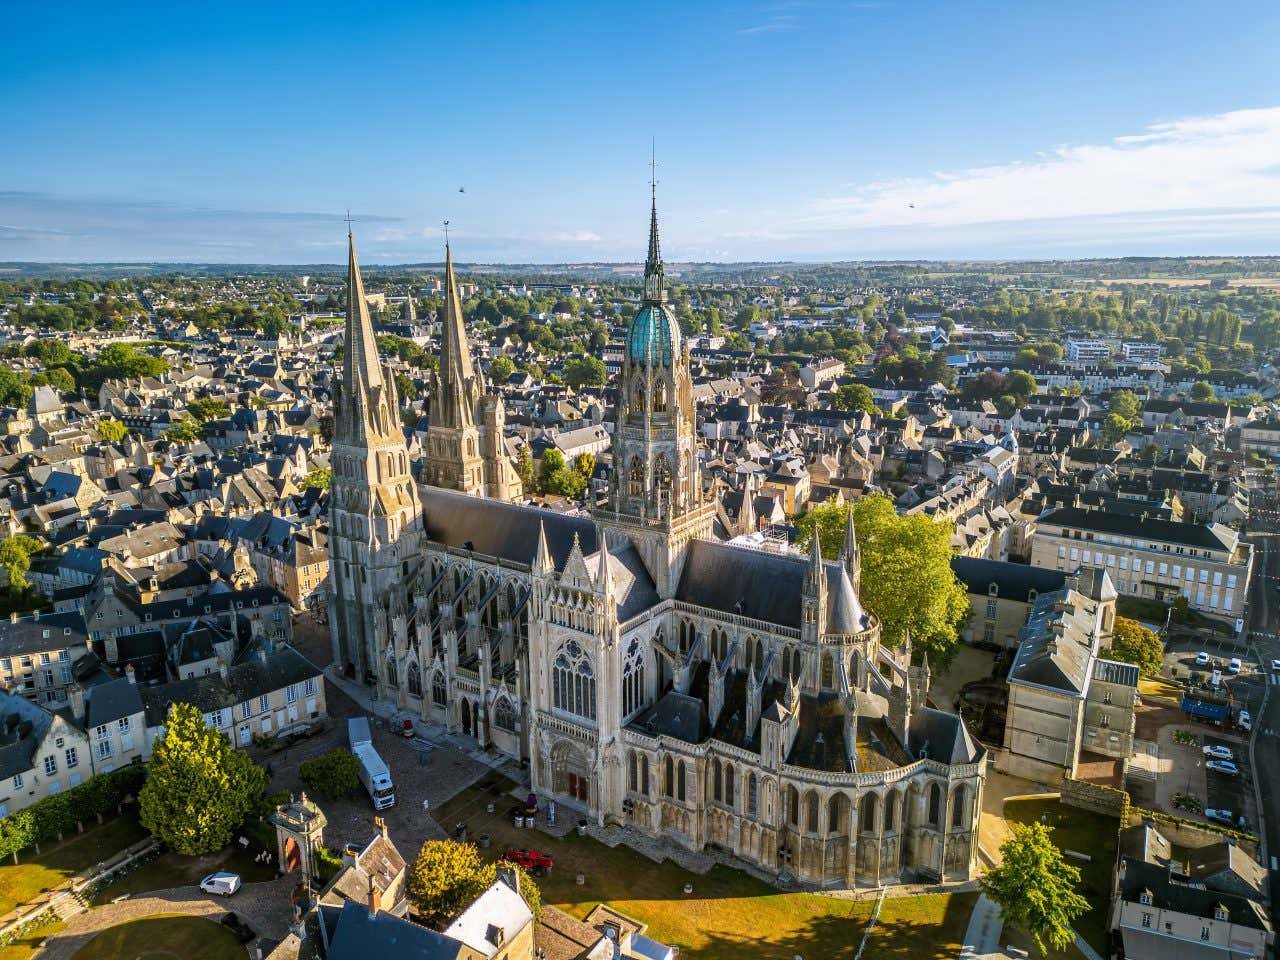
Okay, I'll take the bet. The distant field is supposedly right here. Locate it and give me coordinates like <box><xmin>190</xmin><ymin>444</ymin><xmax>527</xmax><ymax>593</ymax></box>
<box><xmin>1100</xmin><ymin>277</ymin><xmax>1280</xmax><ymax>288</ymax></box>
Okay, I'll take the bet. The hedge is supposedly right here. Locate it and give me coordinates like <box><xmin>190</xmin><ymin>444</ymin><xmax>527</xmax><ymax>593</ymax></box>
<box><xmin>0</xmin><ymin>764</ymin><xmax>147</xmax><ymax>859</ymax></box>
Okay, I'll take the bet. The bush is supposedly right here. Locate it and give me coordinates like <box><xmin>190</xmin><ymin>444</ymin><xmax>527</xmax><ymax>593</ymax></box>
<box><xmin>314</xmin><ymin>846</ymin><xmax>345</xmax><ymax>884</ymax></box>
<box><xmin>0</xmin><ymin>764</ymin><xmax>147</xmax><ymax>859</ymax></box>
<box><xmin>299</xmin><ymin>749</ymin><xmax>361</xmax><ymax>798</ymax></box>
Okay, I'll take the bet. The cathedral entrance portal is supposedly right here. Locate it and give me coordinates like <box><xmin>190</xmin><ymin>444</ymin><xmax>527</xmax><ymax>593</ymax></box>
<box><xmin>550</xmin><ymin>740</ymin><xmax>592</xmax><ymax>808</ymax></box>
<box><xmin>461</xmin><ymin>700</ymin><xmax>472</xmax><ymax>737</ymax></box>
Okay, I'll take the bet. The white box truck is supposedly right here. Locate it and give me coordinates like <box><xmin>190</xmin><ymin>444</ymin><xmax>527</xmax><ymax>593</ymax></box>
<box><xmin>348</xmin><ymin>717</ymin><xmax>395</xmax><ymax>810</ymax></box>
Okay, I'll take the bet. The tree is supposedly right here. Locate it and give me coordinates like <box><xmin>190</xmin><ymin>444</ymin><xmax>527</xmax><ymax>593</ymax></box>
<box><xmin>185</xmin><ymin>398</ymin><xmax>230</xmax><ymax>423</ymax></box>
<box><xmin>165</xmin><ymin>415</ymin><xmax>203</xmax><ymax>444</ymax></box>
<box><xmin>563</xmin><ymin>356</ymin><xmax>607</xmax><ymax>391</ymax></box>
<box><xmin>761</xmin><ymin>362</ymin><xmax>806</xmax><ymax>406</ymax></box>
<box><xmin>1190</xmin><ymin>381</ymin><xmax>1216</xmax><ymax>402</ymax></box>
<box><xmin>139</xmin><ymin>702</ymin><xmax>266</xmax><ymax>856</ymax></box>
<box><xmin>96</xmin><ymin>419</ymin><xmax>128</xmax><ymax>443</ymax></box>
<box><xmin>0</xmin><ymin>536</ymin><xmax>39</xmax><ymax>597</ymax></box>
<box><xmin>299</xmin><ymin>749</ymin><xmax>361</xmax><ymax>798</ymax></box>
<box><xmin>981</xmin><ymin>822</ymin><xmax>1090</xmax><ymax>956</ymax></box>
<box><xmin>831</xmin><ymin>383</ymin><xmax>878</xmax><ymax>415</ymax></box>
<box><xmin>571</xmin><ymin>452</ymin><xmax>596</xmax><ymax>480</ymax></box>
<box><xmin>538</xmin><ymin>449</ymin><xmax>566</xmax><ymax>492</ymax></box>
<box><xmin>1004</xmin><ymin>369</ymin><xmax>1038</xmax><ymax>403</ymax></box>
<box><xmin>1108</xmin><ymin>616</ymin><xmax>1164</xmax><ymax>678</ymax></box>
<box><xmin>407</xmin><ymin>841</ymin><xmax>493</xmax><ymax>927</ymax></box>
<box><xmin>796</xmin><ymin>496</ymin><xmax>969</xmax><ymax>663</ymax></box>
<box><xmin>301</xmin><ymin>467</ymin><xmax>332</xmax><ymax>491</ymax></box>
<box><xmin>514</xmin><ymin>444</ymin><xmax>535</xmax><ymax>493</ymax></box>
<box><xmin>406</xmin><ymin>840</ymin><xmax>542</xmax><ymax>928</ymax></box>
<box><xmin>1108</xmin><ymin>389</ymin><xmax>1140</xmax><ymax>423</ymax></box>
<box><xmin>489</xmin><ymin>356</ymin><xmax>515</xmax><ymax>382</ymax></box>
<box><xmin>1101</xmin><ymin>412</ymin><xmax>1132</xmax><ymax>444</ymax></box>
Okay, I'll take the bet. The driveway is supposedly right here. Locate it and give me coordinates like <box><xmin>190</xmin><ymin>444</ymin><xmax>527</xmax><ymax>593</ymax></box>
<box><xmin>36</xmin><ymin>875</ymin><xmax>296</xmax><ymax>960</ymax></box>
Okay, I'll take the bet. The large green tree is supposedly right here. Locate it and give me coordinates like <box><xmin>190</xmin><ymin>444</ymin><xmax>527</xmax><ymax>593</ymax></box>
<box><xmin>1108</xmin><ymin>616</ymin><xmax>1163</xmax><ymax>677</ymax></box>
<box><xmin>0</xmin><ymin>536</ymin><xmax>40</xmax><ymax>597</ymax></box>
<box><xmin>796</xmin><ymin>496</ymin><xmax>969</xmax><ymax>663</ymax></box>
<box><xmin>299</xmin><ymin>749</ymin><xmax>361</xmax><ymax>798</ymax></box>
<box><xmin>165</xmin><ymin>415</ymin><xmax>203</xmax><ymax>444</ymax></box>
<box><xmin>96</xmin><ymin>419</ymin><xmax>128</xmax><ymax>443</ymax></box>
<box><xmin>1190</xmin><ymin>381</ymin><xmax>1216</xmax><ymax>402</ymax></box>
<box><xmin>563</xmin><ymin>356</ymin><xmax>607</xmax><ymax>390</ymax></box>
<box><xmin>981</xmin><ymin>822</ymin><xmax>1090</xmax><ymax>956</ymax></box>
<box><xmin>831</xmin><ymin>383</ymin><xmax>878</xmax><ymax>415</ymax></box>
<box><xmin>139</xmin><ymin>702</ymin><xmax>266</xmax><ymax>855</ymax></box>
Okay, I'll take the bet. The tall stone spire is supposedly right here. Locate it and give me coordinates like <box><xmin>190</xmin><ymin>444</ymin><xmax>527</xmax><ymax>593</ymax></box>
<box><xmin>840</xmin><ymin>506</ymin><xmax>861</xmax><ymax>592</ymax></box>
<box><xmin>339</xmin><ymin>231</ymin><xmax>396</xmax><ymax>443</ymax></box>
<box><xmin>643</xmin><ymin>180</ymin><xmax>666</xmax><ymax>304</ymax></box>
<box><xmin>435</xmin><ymin>244</ymin><xmax>480</xmax><ymax>431</ymax></box>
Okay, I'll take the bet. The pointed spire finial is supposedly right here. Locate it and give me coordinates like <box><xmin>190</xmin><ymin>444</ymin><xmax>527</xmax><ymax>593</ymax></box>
<box><xmin>596</xmin><ymin>534</ymin><xmax>614</xmax><ymax>593</ymax></box>
<box><xmin>533</xmin><ymin>519</ymin><xmax>554</xmax><ymax>575</ymax></box>
<box><xmin>643</xmin><ymin>146</ymin><xmax>665</xmax><ymax>304</ymax></box>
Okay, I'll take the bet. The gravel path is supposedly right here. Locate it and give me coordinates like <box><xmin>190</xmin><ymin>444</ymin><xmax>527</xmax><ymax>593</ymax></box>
<box><xmin>35</xmin><ymin>875</ymin><xmax>297</xmax><ymax>960</ymax></box>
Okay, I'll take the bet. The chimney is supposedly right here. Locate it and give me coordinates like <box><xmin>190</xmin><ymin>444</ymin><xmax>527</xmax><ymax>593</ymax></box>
<box><xmin>375</xmin><ymin>815</ymin><xmax>388</xmax><ymax>840</ymax></box>
<box><xmin>7</xmin><ymin>612</ymin><xmax>15</xmax><ymax>624</ymax></box>
<box><xmin>67</xmin><ymin>683</ymin><xmax>86</xmax><ymax>723</ymax></box>
<box><xmin>367</xmin><ymin>876</ymin><xmax>381</xmax><ymax>917</ymax></box>
<box><xmin>217</xmin><ymin>658</ymin><xmax>228</xmax><ymax>681</ymax></box>
<box><xmin>125</xmin><ymin>663</ymin><xmax>136</xmax><ymax>685</ymax></box>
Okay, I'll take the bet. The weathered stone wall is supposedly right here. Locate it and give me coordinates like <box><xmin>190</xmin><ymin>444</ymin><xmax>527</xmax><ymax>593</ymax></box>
<box><xmin>1060</xmin><ymin>776</ymin><xmax>1130</xmax><ymax>819</ymax></box>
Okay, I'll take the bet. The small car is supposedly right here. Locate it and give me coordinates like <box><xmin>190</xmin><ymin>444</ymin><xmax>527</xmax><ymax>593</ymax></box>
<box><xmin>1195</xmin><ymin>651</ymin><xmax>1211</xmax><ymax>666</ymax></box>
<box><xmin>1238</xmin><ymin>710</ymin><xmax>1252</xmax><ymax>732</ymax></box>
<box><xmin>1205</xmin><ymin>808</ymin><xmax>1234</xmax><ymax>825</ymax></box>
<box><xmin>1228</xmin><ymin>657</ymin><xmax>1242</xmax><ymax>674</ymax></box>
<box><xmin>503</xmin><ymin>848</ymin><xmax>554</xmax><ymax>876</ymax></box>
<box><xmin>1203</xmin><ymin>744</ymin><xmax>1234</xmax><ymax>761</ymax></box>
<box><xmin>220</xmin><ymin>912</ymin><xmax>256</xmax><ymax>943</ymax></box>
<box><xmin>200</xmin><ymin>872</ymin><xmax>242</xmax><ymax>896</ymax></box>
<box><xmin>1206</xmin><ymin>759</ymin><xmax>1240</xmax><ymax>776</ymax></box>
<box><xmin>1270</xmin><ymin>659</ymin><xmax>1280</xmax><ymax>673</ymax></box>
<box><xmin>1209</xmin><ymin>670</ymin><xmax>1223</xmax><ymax>688</ymax></box>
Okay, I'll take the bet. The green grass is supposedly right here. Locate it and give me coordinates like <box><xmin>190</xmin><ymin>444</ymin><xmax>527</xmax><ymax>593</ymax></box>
<box><xmin>68</xmin><ymin>915</ymin><xmax>243</xmax><ymax>960</ymax></box>
<box><xmin>1003</xmin><ymin>798</ymin><xmax>1118</xmax><ymax>956</ymax></box>
<box><xmin>0</xmin><ymin>814</ymin><xmax>149</xmax><ymax>917</ymax></box>
<box><xmin>438</xmin><ymin>775</ymin><xmax>977</xmax><ymax>960</ymax></box>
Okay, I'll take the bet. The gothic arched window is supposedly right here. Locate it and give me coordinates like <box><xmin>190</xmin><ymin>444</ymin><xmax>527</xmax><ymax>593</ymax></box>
<box><xmin>928</xmin><ymin>782</ymin><xmax>942</xmax><ymax>827</ymax></box>
<box><xmin>861</xmin><ymin>792</ymin><xmax>877</xmax><ymax>833</ymax></box>
<box><xmin>628</xmin><ymin>457</ymin><xmax>644</xmax><ymax>498</ymax></box>
<box><xmin>747</xmin><ymin>773</ymin><xmax>759</xmax><ymax>817</ymax></box>
<box><xmin>677</xmin><ymin>761</ymin><xmax>687</xmax><ymax>802</ymax></box>
<box><xmin>631</xmin><ymin>379</ymin><xmax>646</xmax><ymax>415</ymax></box>
<box><xmin>552</xmin><ymin>640</ymin><xmax>596</xmax><ymax>721</ymax></box>
<box><xmin>653</xmin><ymin>454</ymin><xmax>672</xmax><ymax>492</ymax></box>
<box><xmin>431</xmin><ymin>671</ymin><xmax>447</xmax><ymax>707</ymax></box>
<box><xmin>663</xmin><ymin>756</ymin><xmax>675</xmax><ymax>798</ymax></box>
<box><xmin>821</xmin><ymin>651</ymin><xmax>834</xmax><ymax>689</ymax></box>
<box><xmin>951</xmin><ymin>784</ymin><xmax>968</xmax><ymax>829</ymax></box>
<box><xmin>622</xmin><ymin>638</ymin><xmax>644</xmax><ymax>718</ymax></box>
<box><xmin>806</xmin><ymin>791</ymin><xmax>820</xmax><ymax>833</ymax></box>
<box><xmin>724</xmin><ymin>764</ymin><xmax>735</xmax><ymax>808</ymax></box>
<box><xmin>385</xmin><ymin>656</ymin><xmax>398</xmax><ymax>688</ymax></box>
<box><xmin>407</xmin><ymin>660</ymin><xmax>422</xmax><ymax>698</ymax></box>
<box><xmin>653</xmin><ymin>376</ymin><xmax>669</xmax><ymax>413</ymax></box>
<box><xmin>494</xmin><ymin>697</ymin><xmax>517</xmax><ymax>732</ymax></box>
<box><xmin>712</xmin><ymin>758</ymin><xmax>722</xmax><ymax>802</ymax></box>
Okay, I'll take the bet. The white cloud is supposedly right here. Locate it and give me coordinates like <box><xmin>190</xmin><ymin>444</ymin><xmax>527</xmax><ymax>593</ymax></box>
<box><xmin>799</xmin><ymin>107</ymin><xmax>1280</xmax><ymax>233</ymax></box>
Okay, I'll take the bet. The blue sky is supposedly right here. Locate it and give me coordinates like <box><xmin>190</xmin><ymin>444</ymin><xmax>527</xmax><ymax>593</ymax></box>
<box><xmin>2</xmin><ymin>0</ymin><xmax>1278</xmax><ymax>263</ymax></box>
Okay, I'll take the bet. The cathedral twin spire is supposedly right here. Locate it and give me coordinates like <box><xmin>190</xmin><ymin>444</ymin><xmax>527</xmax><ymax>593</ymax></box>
<box><xmin>340</xmin><ymin>231</ymin><xmax>400</xmax><ymax>443</ymax></box>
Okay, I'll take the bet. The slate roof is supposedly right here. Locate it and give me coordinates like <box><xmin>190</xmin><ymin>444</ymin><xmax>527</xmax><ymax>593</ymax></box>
<box><xmin>325</xmin><ymin>900</ymin><xmax>463</xmax><ymax>960</ymax></box>
<box><xmin>1007</xmin><ymin>587</ymin><xmax>1100</xmax><ymax>694</ymax></box>
<box><xmin>632</xmin><ymin>690</ymin><xmax>707</xmax><ymax>743</ymax></box>
<box><xmin>1119</xmin><ymin>858</ymin><xmax>1269</xmax><ymax>930</ymax></box>
<box><xmin>140</xmin><ymin>647</ymin><xmax>319</xmax><ymax>726</ymax></box>
<box><xmin>1093</xmin><ymin>658</ymin><xmax>1139</xmax><ymax>687</ymax></box>
<box><xmin>908</xmin><ymin>707</ymin><xmax>980</xmax><ymax>764</ymax></box>
<box><xmin>950</xmin><ymin>557</ymin><xmax>1067</xmax><ymax>602</ymax></box>
<box><xmin>421</xmin><ymin>487</ymin><xmax>596</xmax><ymax>568</ymax></box>
<box><xmin>675</xmin><ymin>540</ymin><xmax>867</xmax><ymax>633</ymax></box>
<box><xmin>1037</xmin><ymin>506</ymin><xmax>1239</xmax><ymax>554</ymax></box>
<box><xmin>0</xmin><ymin>692</ymin><xmax>53</xmax><ymax>779</ymax></box>
<box><xmin>84</xmin><ymin>676</ymin><xmax>144</xmax><ymax>728</ymax></box>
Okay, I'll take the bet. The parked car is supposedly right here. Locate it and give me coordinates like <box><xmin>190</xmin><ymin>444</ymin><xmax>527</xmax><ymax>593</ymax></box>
<box><xmin>200</xmin><ymin>872</ymin><xmax>242</xmax><ymax>896</ymax></box>
<box><xmin>1205</xmin><ymin>808</ymin><xmax>1235</xmax><ymax>825</ymax></box>
<box><xmin>1209</xmin><ymin>670</ymin><xmax>1223</xmax><ymax>689</ymax></box>
<box><xmin>220</xmin><ymin>912</ymin><xmax>256</xmax><ymax>943</ymax></box>
<box><xmin>503</xmin><ymin>848</ymin><xmax>554</xmax><ymax>876</ymax></box>
<box><xmin>1270</xmin><ymin>659</ymin><xmax>1280</xmax><ymax>673</ymax></box>
<box><xmin>1206</xmin><ymin>759</ymin><xmax>1240</xmax><ymax>776</ymax></box>
<box><xmin>1238</xmin><ymin>710</ymin><xmax>1252</xmax><ymax>732</ymax></box>
<box><xmin>1203</xmin><ymin>744</ymin><xmax>1234</xmax><ymax>761</ymax></box>
<box><xmin>1195</xmin><ymin>651</ymin><xmax>1211</xmax><ymax>666</ymax></box>
<box><xmin>1228</xmin><ymin>657</ymin><xmax>1242</xmax><ymax>674</ymax></box>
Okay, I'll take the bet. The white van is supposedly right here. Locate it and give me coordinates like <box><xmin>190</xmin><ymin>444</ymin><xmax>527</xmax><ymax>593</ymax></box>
<box><xmin>1209</xmin><ymin>669</ymin><xmax>1223</xmax><ymax>689</ymax></box>
<box><xmin>199</xmin><ymin>872</ymin><xmax>242</xmax><ymax>896</ymax></box>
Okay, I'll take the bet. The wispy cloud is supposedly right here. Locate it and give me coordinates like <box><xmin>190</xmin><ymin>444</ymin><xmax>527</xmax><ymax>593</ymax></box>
<box><xmin>737</xmin><ymin>13</ymin><xmax>798</xmax><ymax>34</ymax></box>
<box><xmin>799</xmin><ymin>107</ymin><xmax>1280</xmax><ymax>231</ymax></box>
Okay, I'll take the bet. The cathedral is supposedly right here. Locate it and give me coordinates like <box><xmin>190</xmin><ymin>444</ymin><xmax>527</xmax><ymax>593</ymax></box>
<box><xmin>328</xmin><ymin>193</ymin><xmax>986</xmax><ymax>888</ymax></box>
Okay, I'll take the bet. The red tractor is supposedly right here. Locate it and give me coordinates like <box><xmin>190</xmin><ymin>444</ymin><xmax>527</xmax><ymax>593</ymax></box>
<box><xmin>502</xmin><ymin>848</ymin><xmax>554</xmax><ymax>876</ymax></box>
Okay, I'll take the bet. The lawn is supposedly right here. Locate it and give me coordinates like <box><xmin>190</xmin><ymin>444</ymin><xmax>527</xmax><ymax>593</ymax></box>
<box><xmin>68</xmin><ymin>915</ymin><xmax>243</xmax><ymax>960</ymax></box>
<box><xmin>438</xmin><ymin>774</ymin><xmax>976</xmax><ymax>960</ymax></box>
<box><xmin>1003</xmin><ymin>798</ymin><xmax>1118</xmax><ymax>956</ymax></box>
<box><xmin>0</xmin><ymin>814</ymin><xmax>149</xmax><ymax>917</ymax></box>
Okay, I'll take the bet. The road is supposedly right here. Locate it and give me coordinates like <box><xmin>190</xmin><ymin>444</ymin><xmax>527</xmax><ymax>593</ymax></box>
<box><xmin>1243</xmin><ymin>485</ymin><xmax>1280</xmax><ymax>908</ymax></box>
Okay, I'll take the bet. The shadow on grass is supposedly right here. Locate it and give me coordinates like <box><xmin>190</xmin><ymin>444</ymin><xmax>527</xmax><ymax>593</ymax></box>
<box><xmin>66</xmin><ymin>914</ymin><xmax>242</xmax><ymax>960</ymax></box>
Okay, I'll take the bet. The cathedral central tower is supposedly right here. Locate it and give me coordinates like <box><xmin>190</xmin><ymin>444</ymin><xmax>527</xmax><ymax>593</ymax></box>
<box><xmin>596</xmin><ymin>188</ymin><xmax>715</xmax><ymax>594</ymax></box>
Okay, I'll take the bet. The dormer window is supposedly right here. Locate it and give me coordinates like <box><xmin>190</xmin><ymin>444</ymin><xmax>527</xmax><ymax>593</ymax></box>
<box><xmin>1214</xmin><ymin>905</ymin><xmax>1228</xmax><ymax>922</ymax></box>
<box><xmin>1139</xmin><ymin>890</ymin><xmax>1153</xmax><ymax>906</ymax></box>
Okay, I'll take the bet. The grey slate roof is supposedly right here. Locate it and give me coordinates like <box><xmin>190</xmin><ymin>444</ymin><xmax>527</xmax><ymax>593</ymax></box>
<box><xmin>141</xmin><ymin>646</ymin><xmax>319</xmax><ymax>727</ymax></box>
<box><xmin>1037</xmin><ymin>506</ymin><xmax>1239</xmax><ymax>554</ymax></box>
<box><xmin>421</xmin><ymin>486</ymin><xmax>596</xmax><ymax>568</ymax></box>
<box><xmin>1094</xmin><ymin>658</ymin><xmax>1139</xmax><ymax>687</ymax></box>
<box><xmin>908</xmin><ymin>707</ymin><xmax>979</xmax><ymax>764</ymax></box>
<box><xmin>675</xmin><ymin>540</ymin><xmax>866</xmax><ymax>632</ymax></box>
<box><xmin>950</xmin><ymin>557</ymin><xmax>1067</xmax><ymax>603</ymax></box>
<box><xmin>0</xmin><ymin>611</ymin><xmax>89</xmax><ymax>656</ymax></box>
<box><xmin>1119</xmin><ymin>858</ymin><xmax>1269</xmax><ymax>930</ymax></box>
<box><xmin>84</xmin><ymin>676</ymin><xmax>144</xmax><ymax>728</ymax></box>
<box><xmin>632</xmin><ymin>690</ymin><xmax>707</xmax><ymax>744</ymax></box>
<box><xmin>325</xmin><ymin>900</ymin><xmax>464</xmax><ymax>960</ymax></box>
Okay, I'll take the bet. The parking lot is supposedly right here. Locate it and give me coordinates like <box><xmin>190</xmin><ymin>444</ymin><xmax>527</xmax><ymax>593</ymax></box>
<box><xmin>1160</xmin><ymin>633</ymin><xmax>1266</xmax><ymax>723</ymax></box>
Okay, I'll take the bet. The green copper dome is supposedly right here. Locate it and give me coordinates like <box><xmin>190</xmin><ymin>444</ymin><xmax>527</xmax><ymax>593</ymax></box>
<box><xmin>628</xmin><ymin>303</ymin><xmax>680</xmax><ymax>367</ymax></box>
